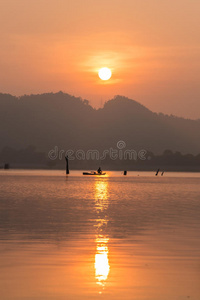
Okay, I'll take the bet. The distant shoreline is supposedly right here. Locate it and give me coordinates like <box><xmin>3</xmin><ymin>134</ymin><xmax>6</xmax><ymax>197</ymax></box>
<box><xmin>1</xmin><ymin>165</ymin><xmax>200</xmax><ymax>173</ymax></box>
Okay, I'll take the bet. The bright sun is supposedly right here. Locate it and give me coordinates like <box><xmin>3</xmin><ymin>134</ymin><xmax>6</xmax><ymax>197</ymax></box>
<box><xmin>98</xmin><ymin>67</ymin><xmax>112</xmax><ymax>81</ymax></box>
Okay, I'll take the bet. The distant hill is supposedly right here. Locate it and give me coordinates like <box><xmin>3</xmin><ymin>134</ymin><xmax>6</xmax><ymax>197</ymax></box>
<box><xmin>0</xmin><ymin>92</ymin><xmax>200</xmax><ymax>158</ymax></box>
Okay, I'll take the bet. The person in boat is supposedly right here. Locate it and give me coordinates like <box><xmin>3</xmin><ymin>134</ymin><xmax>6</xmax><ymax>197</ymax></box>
<box><xmin>97</xmin><ymin>167</ymin><xmax>102</xmax><ymax>174</ymax></box>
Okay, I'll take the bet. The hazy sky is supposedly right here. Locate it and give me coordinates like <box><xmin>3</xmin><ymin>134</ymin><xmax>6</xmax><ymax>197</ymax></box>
<box><xmin>0</xmin><ymin>0</ymin><xmax>200</xmax><ymax>118</ymax></box>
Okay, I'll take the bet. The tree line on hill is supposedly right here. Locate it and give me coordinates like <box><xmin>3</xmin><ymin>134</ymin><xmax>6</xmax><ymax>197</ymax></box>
<box><xmin>0</xmin><ymin>146</ymin><xmax>200</xmax><ymax>171</ymax></box>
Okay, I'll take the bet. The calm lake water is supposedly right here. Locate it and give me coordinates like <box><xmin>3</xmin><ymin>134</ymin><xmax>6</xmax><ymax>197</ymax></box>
<box><xmin>0</xmin><ymin>170</ymin><xmax>200</xmax><ymax>300</ymax></box>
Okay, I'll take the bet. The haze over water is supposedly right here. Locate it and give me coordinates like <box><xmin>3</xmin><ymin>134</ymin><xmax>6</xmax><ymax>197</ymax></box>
<box><xmin>0</xmin><ymin>170</ymin><xmax>200</xmax><ymax>300</ymax></box>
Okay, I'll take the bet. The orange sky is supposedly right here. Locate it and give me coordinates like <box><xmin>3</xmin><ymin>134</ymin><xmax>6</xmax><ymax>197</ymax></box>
<box><xmin>0</xmin><ymin>0</ymin><xmax>200</xmax><ymax>118</ymax></box>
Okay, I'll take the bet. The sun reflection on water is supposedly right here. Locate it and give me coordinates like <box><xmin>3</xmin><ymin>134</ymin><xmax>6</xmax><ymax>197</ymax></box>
<box><xmin>94</xmin><ymin>179</ymin><xmax>110</xmax><ymax>292</ymax></box>
<box><xmin>95</xmin><ymin>236</ymin><xmax>110</xmax><ymax>286</ymax></box>
<box><xmin>94</xmin><ymin>180</ymin><xmax>109</xmax><ymax>212</ymax></box>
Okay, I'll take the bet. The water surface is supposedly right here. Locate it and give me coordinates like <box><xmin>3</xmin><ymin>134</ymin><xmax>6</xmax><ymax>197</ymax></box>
<box><xmin>0</xmin><ymin>170</ymin><xmax>200</xmax><ymax>300</ymax></box>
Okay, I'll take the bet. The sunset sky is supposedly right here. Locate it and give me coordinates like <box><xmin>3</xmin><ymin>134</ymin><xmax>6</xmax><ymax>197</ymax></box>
<box><xmin>0</xmin><ymin>0</ymin><xmax>200</xmax><ymax>118</ymax></box>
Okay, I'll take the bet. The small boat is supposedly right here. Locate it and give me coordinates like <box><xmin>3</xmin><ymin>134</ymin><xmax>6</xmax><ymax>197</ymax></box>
<box><xmin>83</xmin><ymin>171</ymin><xmax>106</xmax><ymax>176</ymax></box>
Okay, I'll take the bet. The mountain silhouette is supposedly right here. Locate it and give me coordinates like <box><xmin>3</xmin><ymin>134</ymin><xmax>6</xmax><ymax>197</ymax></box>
<box><xmin>0</xmin><ymin>92</ymin><xmax>200</xmax><ymax>156</ymax></box>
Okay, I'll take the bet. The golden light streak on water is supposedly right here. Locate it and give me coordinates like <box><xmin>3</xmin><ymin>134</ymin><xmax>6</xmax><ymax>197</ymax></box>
<box><xmin>94</xmin><ymin>179</ymin><xmax>110</xmax><ymax>293</ymax></box>
<box><xmin>95</xmin><ymin>236</ymin><xmax>110</xmax><ymax>289</ymax></box>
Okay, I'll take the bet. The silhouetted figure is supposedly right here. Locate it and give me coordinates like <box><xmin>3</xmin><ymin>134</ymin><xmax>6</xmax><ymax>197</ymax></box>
<box><xmin>97</xmin><ymin>167</ymin><xmax>102</xmax><ymax>174</ymax></box>
<box><xmin>124</xmin><ymin>170</ymin><xmax>127</xmax><ymax>175</ymax></box>
<box><xmin>161</xmin><ymin>171</ymin><xmax>164</xmax><ymax>176</ymax></box>
<box><xmin>155</xmin><ymin>168</ymin><xmax>160</xmax><ymax>176</ymax></box>
<box><xmin>4</xmin><ymin>163</ymin><xmax>10</xmax><ymax>170</ymax></box>
<box><xmin>65</xmin><ymin>156</ymin><xmax>69</xmax><ymax>175</ymax></box>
